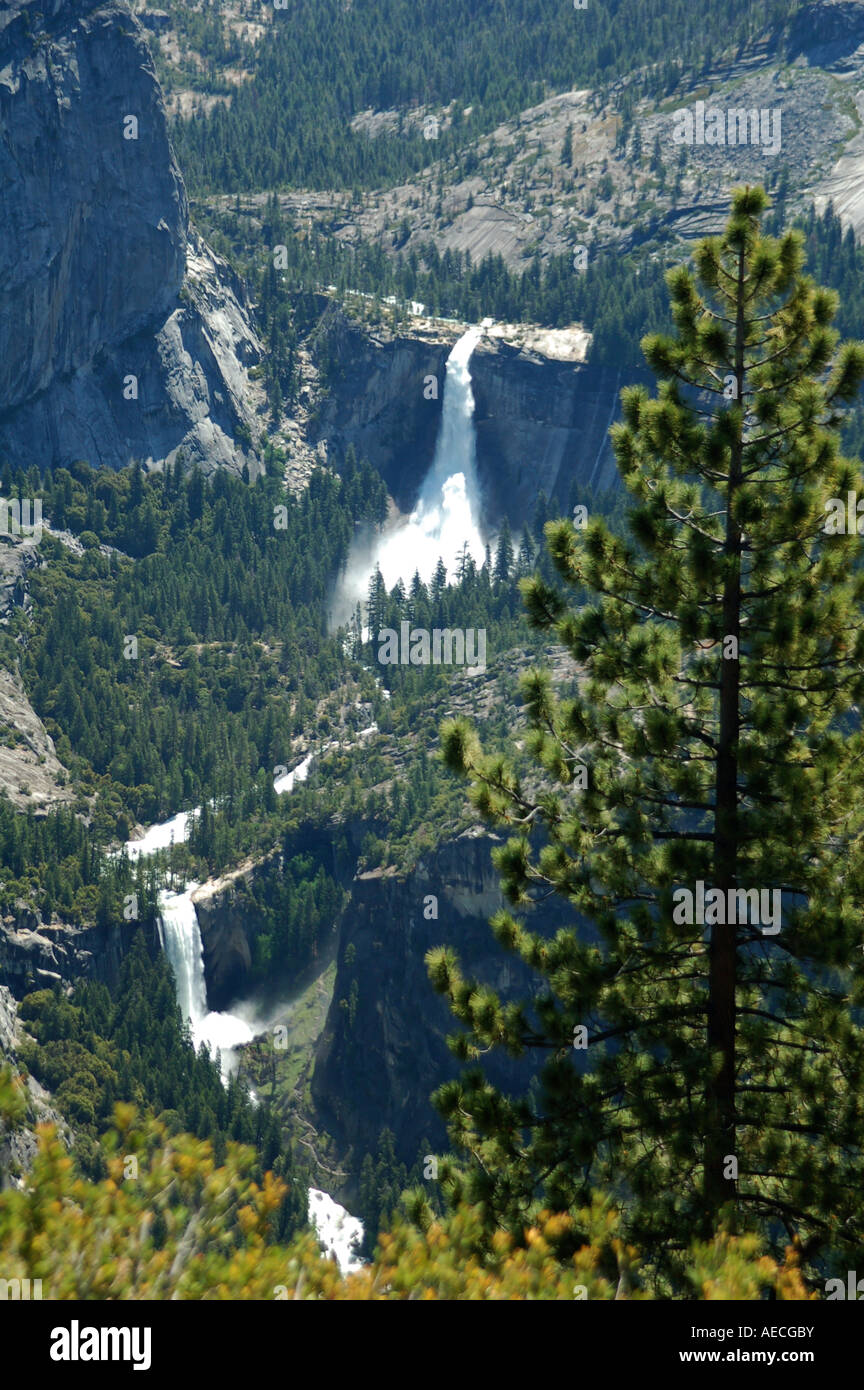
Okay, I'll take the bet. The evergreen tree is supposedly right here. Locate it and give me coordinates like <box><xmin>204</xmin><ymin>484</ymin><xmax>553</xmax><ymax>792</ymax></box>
<box><xmin>493</xmin><ymin>519</ymin><xmax>514</xmax><ymax>587</ymax></box>
<box><xmin>408</xmin><ymin>570</ymin><xmax>426</xmax><ymax>620</ymax></box>
<box><xmin>517</xmin><ymin>526</ymin><xmax>535</xmax><ymax>573</ymax></box>
<box><xmin>432</xmin><ymin>188</ymin><xmax>864</xmax><ymax>1286</ymax></box>
<box><xmin>431</xmin><ymin>557</ymin><xmax>448</xmax><ymax>601</ymax></box>
<box><xmin>532</xmin><ymin>490</ymin><xmax>549</xmax><ymax>544</ymax></box>
<box><xmin>366</xmin><ymin>565</ymin><xmax>388</xmax><ymax>640</ymax></box>
<box><xmin>561</xmin><ymin>123</ymin><xmax>573</xmax><ymax>168</ymax></box>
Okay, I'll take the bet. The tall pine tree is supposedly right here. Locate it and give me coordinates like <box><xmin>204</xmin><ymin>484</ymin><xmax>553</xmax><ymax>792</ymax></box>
<box><xmin>431</xmin><ymin>188</ymin><xmax>864</xmax><ymax>1288</ymax></box>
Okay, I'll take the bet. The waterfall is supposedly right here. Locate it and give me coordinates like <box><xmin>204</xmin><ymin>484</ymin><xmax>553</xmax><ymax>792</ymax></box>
<box><xmin>124</xmin><ymin>741</ymin><xmax>367</xmax><ymax>1261</ymax></box>
<box><xmin>124</xmin><ymin>809</ymin><xmax>191</xmax><ymax>861</ymax></box>
<box><xmin>157</xmin><ymin>883</ymin><xmax>253</xmax><ymax>1074</ymax></box>
<box><xmin>158</xmin><ymin>886</ymin><xmax>207</xmax><ymax>1031</ymax></box>
<box><xmin>332</xmin><ymin>325</ymin><xmax>487</xmax><ymax>622</ymax></box>
<box><xmin>375</xmin><ymin>325</ymin><xmax>486</xmax><ymax>588</ymax></box>
<box><xmin>125</xmin><ymin>747</ymin><xmax>339</xmax><ymax>1076</ymax></box>
<box><xmin>417</xmin><ymin>326</ymin><xmax>484</xmax><ymax>515</ymax></box>
<box><xmin>308</xmin><ymin>1190</ymin><xmax>364</xmax><ymax>1274</ymax></box>
<box><xmin>156</xmin><ymin>881</ymin><xmax>366</xmax><ymax>1265</ymax></box>
<box><xmin>272</xmin><ymin>752</ymin><xmax>316</xmax><ymax>796</ymax></box>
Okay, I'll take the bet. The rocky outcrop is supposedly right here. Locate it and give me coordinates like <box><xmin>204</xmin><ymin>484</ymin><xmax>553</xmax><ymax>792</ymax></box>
<box><xmin>309</xmin><ymin>306</ymin><xmax>450</xmax><ymax>511</ymax></box>
<box><xmin>0</xmin><ymin>535</ymin><xmax>73</xmax><ymax>808</ymax></box>
<box><xmin>788</xmin><ymin>0</ymin><xmax>864</xmax><ymax>68</ymax></box>
<box><xmin>311</xmin><ymin>827</ymin><xmax>558</xmax><ymax>1167</ymax></box>
<box><xmin>192</xmin><ymin>867</ymin><xmax>264</xmax><ymax>1012</ymax></box>
<box><xmin>0</xmin><ymin>533</ymin><xmax>39</xmax><ymax>623</ymax></box>
<box><xmin>470</xmin><ymin>341</ymin><xmax>631</xmax><ymax>519</ymax></box>
<box><xmin>0</xmin><ymin>0</ymin><xmax>262</xmax><ymax>476</ymax></box>
<box><xmin>0</xmin><ymin>984</ymin><xmax>69</xmax><ymax>1186</ymax></box>
<box><xmin>192</xmin><ymin>799</ymin><xmax>389</xmax><ymax>1011</ymax></box>
<box><xmin>0</xmin><ymin>905</ymin><xmax>146</xmax><ymax>999</ymax></box>
<box><xmin>183</xmin><ymin>817</ymin><xmax>553</xmax><ymax>1168</ymax></box>
<box><xmin>310</xmin><ymin>307</ymin><xmax>631</xmax><ymax>525</ymax></box>
<box><xmin>0</xmin><ymin>664</ymin><xmax>74</xmax><ymax>810</ymax></box>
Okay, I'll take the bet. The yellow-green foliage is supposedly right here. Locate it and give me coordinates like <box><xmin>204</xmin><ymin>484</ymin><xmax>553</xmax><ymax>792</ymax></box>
<box><xmin>0</xmin><ymin>1073</ymin><xmax>812</xmax><ymax>1300</ymax></box>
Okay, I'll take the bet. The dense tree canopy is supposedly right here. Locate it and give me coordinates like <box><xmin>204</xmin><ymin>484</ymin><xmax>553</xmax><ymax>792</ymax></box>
<box><xmin>172</xmin><ymin>0</ymin><xmax>804</xmax><ymax>193</ymax></box>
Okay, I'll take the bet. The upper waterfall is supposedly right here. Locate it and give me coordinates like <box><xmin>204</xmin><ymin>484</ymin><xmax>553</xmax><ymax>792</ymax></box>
<box><xmin>375</xmin><ymin>325</ymin><xmax>486</xmax><ymax>588</ymax></box>
<box><xmin>333</xmin><ymin>325</ymin><xmax>488</xmax><ymax>622</ymax></box>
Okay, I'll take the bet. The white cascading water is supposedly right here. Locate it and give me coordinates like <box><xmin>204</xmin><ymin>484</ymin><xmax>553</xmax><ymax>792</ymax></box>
<box><xmin>272</xmin><ymin>752</ymin><xmax>316</xmax><ymax>796</ymax></box>
<box><xmin>125</xmin><ymin>747</ymin><xmax>359</xmax><ymax>1072</ymax></box>
<box><xmin>334</xmin><ymin>325</ymin><xmax>487</xmax><ymax>620</ymax></box>
<box><xmin>308</xmin><ymin>1189</ymin><xmax>364</xmax><ymax>1274</ymax></box>
<box><xmin>123</xmin><ymin>810</ymin><xmax>192</xmax><ymax>862</ymax></box>
<box><xmin>376</xmin><ymin>324</ymin><xmax>486</xmax><ymax>587</ymax></box>
<box><xmin>157</xmin><ymin>885</ymin><xmax>207</xmax><ymax>1028</ymax></box>
<box><xmin>156</xmin><ymin>886</ymin><xmax>254</xmax><ymax>1070</ymax></box>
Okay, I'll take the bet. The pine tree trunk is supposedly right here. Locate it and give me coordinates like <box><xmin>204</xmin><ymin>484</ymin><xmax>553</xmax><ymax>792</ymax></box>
<box><xmin>705</xmin><ymin>246</ymin><xmax>745</xmax><ymax>1222</ymax></box>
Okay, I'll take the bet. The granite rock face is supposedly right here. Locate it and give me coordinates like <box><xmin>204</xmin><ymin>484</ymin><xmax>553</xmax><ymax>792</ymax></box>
<box><xmin>0</xmin><ymin>0</ymin><xmax>262</xmax><ymax>476</ymax></box>
<box><xmin>0</xmin><ymin>984</ymin><xmax>70</xmax><ymax>1187</ymax></box>
<box><xmin>788</xmin><ymin>0</ymin><xmax>864</xmax><ymax>68</ymax></box>
<box><xmin>309</xmin><ymin>307</ymin><xmax>635</xmax><ymax>526</ymax></box>
<box><xmin>470</xmin><ymin>341</ymin><xmax>634</xmax><ymax>521</ymax></box>
<box><xmin>311</xmin><ymin>828</ymin><xmax>569</xmax><ymax>1168</ymax></box>
<box><xmin>0</xmin><ymin>903</ymin><xmax>146</xmax><ymax>1000</ymax></box>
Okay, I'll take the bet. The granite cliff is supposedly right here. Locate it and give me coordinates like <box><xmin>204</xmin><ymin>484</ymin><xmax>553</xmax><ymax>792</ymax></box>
<box><xmin>310</xmin><ymin>828</ymin><xmax>563</xmax><ymax>1168</ymax></box>
<box><xmin>176</xmin><ymin>821</ymin><xmax>558</xmax><ymax>1170</ymax></box>
<box><xmin>0</xmin><ymin>905</ymin><xmax>146</xmax><ymax>1000</ymax></box>
<box><xmin>309</xmin><ymin>305</ymin><xmax>634</xmax><ymax>526</ymax></box>
<box><xmin>0</xmin><ymin>0</ymin><xmax>262</xmax><ymax>476</ymax></box>
<box><xmin>0</xmin><ymin>983</ymin><xmax>69</xmax><ymax>1186</ymax></box>
<box><xmin>788</xmin><ymin>0</ymin><xmax>864</xmax><ymax>68</ymax></box>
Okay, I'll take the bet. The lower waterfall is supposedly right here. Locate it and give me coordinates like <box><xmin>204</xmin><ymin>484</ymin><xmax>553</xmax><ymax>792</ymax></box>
<box><xmin>128</xmin><ymin>755</ymin><xmax>366</xmax><ymax>1271</ymax></box>
<box><xmin>156</xmin><ymin>885</ymin><xmax>254</xmax><ymax>1072</ymax></box>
